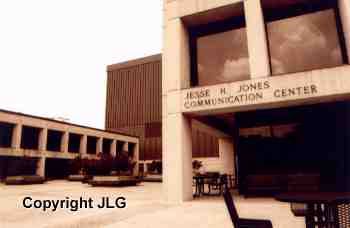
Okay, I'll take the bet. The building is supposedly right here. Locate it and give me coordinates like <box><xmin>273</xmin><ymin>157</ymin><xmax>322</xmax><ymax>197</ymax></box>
<box><xmin>162</xmin><ymin>0</ymin><xmax>350</xmax><ymax>203</ymax></box>
<box><xmin>0</xmin><ymin>109</ymin><xmax>139</xmax><ymax>179</ymax></box>
<box><xmin>106</xmin><ymin>55</ymin><xmax>234</xmax><ymax>175</ymax></box>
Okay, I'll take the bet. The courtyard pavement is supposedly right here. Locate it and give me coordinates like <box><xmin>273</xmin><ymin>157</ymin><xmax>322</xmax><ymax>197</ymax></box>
<box><xmin>0</xmin><ymin>181</ymin><xmax>305</xmax><ymax>228</ymax></box>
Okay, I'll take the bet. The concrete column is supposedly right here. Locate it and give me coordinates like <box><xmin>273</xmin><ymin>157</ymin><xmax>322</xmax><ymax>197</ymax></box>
<box><xmin>123</xmin><ymin>142</ymin><xmax>129</xmax><ymax>152</ymax></box>
<box><xmin>11</xmin><ymin>124</ymin><xmax>22</xmax><ymax>149</ymax></box>
<box><xmin>163</xmin><ymin>19</ymin><xmax>191</xmax><ymax>94</ymax></box>
<box><xmin>244</xmin><ymin>0</ymin><xmax>271</xmax><ymax>78</ymax></box>
<box><xmin>144</xmin><ymin>162</ymin><xmax>148</xmax><ymax>174</ymax></box>
<box><xmin>163</xmin><ymin>16</ymin><xmax>192</xmax><ymax>203</ymax></box>
<box><xmin>163</xmin><ymin>114</ymin><xmax>193</xmax><ymax>204</ymax></box>
<box><xmin>219</xmin><ymin>138</ymin><xmax>235</xmax><ymax>176</ymax></box>
<box><xmin>110</xmin><ymin>140</ymin><xmax>117</xmax><ymax>157</ymax></box>
<box><xmin>133</xmin><ymin>143</ymin><xmax>139</xmax><ymax>176</ymax></box>
<box><xmin>339</xmin><ymin>0</ymin><xmax>350</xmax><ymax>59</ymax></box>
<box><xmin>80</xmin><ymin>135</ymin><xmax>87</xmax><ymax>155</ymax></box>
<box><xmin>61</xmin><ymin>132</ymin><xmax>69</xmax><ymax>153</ymax></box>
<box><xmin>36</xmin><ymin>157</ymin><xmax>46</xmax><ymax>178</ymax></box>
<box><xmin>38</xmin><ymin>128</ymin><xmax>48</xmax><ymax>152</ymax></box>
<box><xmin>97</xmin><ymin>137</ymin><xmax>103</xmax><ymax>155</ymax></box>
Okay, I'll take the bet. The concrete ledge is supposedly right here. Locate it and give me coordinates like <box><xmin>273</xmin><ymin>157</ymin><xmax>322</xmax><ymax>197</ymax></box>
<box><xmin>5</xmin><ymin>176</ymin><xmax>45</xmax><ymax>185</ymax></box>
<box><xmin>89</xmin><ymin>176</ymin><xmax>141</xmax><ymax>187</ymax></box>
<box><xmin>143</xmin><ymin>174</ymin><xmax>162</xmax><ymax>182</ymax></box>
<box><xmin>68</xmin><ymin>175</ymin><xmax>85</xmax><ymax>182</ymax></box>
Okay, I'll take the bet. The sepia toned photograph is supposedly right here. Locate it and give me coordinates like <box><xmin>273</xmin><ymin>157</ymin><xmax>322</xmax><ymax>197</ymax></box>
<box><xmin>0</xmin><ymin>0</ymin><xmax>349</xmax><ymax>227</ymax></box>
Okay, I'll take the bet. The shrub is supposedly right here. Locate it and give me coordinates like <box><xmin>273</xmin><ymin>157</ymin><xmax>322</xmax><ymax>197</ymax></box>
<box><xmin>113</xmin><ymin>151</ymin><xmax>135</xmax><ymax>175</ymax></box>
<box><xmin>148</xmin><ymin>160</ymin><xmax>162</xmax><ymax>174</ymax></box>
<box><xmin>192</xmin><ymin>160</ymin><xmax>203</xmax><ymax>170</ymax></box>
<box><xmin>68</xmin><ymin>151</ymin><xmax>135</xmax><ymax>176</ymax></box>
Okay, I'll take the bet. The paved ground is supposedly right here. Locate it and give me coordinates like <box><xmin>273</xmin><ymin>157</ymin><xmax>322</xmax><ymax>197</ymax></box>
<box><xmin>0</xmin><ymin>181</ymin><xmax>305</xmax><ymax>228</ymax></box>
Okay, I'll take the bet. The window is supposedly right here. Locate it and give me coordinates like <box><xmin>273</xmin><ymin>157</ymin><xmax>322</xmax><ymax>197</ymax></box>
<box><xmin>87</xmin><ymin>136</ymin><xmax>98</xmax><ymax>154</ymax></box>
<box><xmin>196</xmin><ymin>28</ymin><xmax>250</xmax><ymax>86</ymax></box>
<box><xmin>102</xmin><ymin>138</ymin><xmax>113</xmax><ymax>154</ymax></box>
<box><xmin>68</xmin><ymin>133</ymin><xmax>81</xmax><ymax>153</ymax></box>
<box><xmin>47</xmin><ymin>130</ymin><xmax>63</xmax><ymax>152</ymax></box>
<box><xmin>189</xmin><ymin>3</ymin><xmax>249</xmax><ymax>87</ymax></box>
<box><xmin>21</xmin><ymin>126</ymin><xmax>41</xmax><ymax>150</ymax></box>
<box><xmin>0</xmin><ymin>122</ymin><xmax>14</xmax><ymax>148</ymax></box>
<box><xmin>263</xmin><ymin>0</ymin><xmax>347</xmax><ymax>75</ymax></box>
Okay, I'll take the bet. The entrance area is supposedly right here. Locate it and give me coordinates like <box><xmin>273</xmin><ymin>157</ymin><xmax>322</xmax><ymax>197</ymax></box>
<box><xmin>194</xmin><ymin>100</ymin><xmax>350</xmax><ymax>197</ymax></box>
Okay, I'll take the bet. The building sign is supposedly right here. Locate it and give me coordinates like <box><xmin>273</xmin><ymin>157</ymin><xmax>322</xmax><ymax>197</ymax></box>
<box><xmin>180</xmin><ymin>70</ymin><xmax>350</xmax><ymax>113</ymax></box>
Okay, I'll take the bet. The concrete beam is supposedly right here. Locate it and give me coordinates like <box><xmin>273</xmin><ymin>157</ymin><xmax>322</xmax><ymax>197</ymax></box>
<box><xmin>339</xmin><ymin>0</ymin><xmax>350</xmax><ymax>59</ymax></box>
<box><xmin>39</xmin><ymin>128</ymin><xmax>47</xmax><ymax>152</ymax></box>
<box><xmin>11</xmin><ymin>124</ymin><xmax>22</xmax><ymax>149</ymax></box>
<box><xmin>97</xmin><ymin>137</ymin><xmax>103</xmax><ymax>155</ymax></box>
<box><xmin>111</xmin><ymin>139</ymin><xmax>117</xmax><ymax>157</ymax></box>
<box><xmin>163</xmin><ymin>114</ymin><xmax>193</xmax><ymax>204</ymax></box>
<box><xmin>80</xmin><ymin>135</ymin><xmax>87</xmax><ymax>156</ymax></box>
<box><xmin>36</xmin><ymin>157</ymin><xmax>46</xmax><ymax>178</ymax></box>
<box><xmin>61</xmin><ymin>132</ymin><xmax>69</xmax><ymax>153</ymax></box>
<box><xmin>244</xmin><ymin>0</ymin><xmax>271</xmax><ymax>78</ymax></box>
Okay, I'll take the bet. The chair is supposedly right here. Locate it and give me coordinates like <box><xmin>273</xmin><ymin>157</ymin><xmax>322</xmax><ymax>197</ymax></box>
<box><xmin>334</xmin><ymin>200</ymin><xmax>350</xmax><ymax>228</ymax></box>
<box><xmin>305</xmin><ymin>203</ymin><xmax>335</xmax><ymax>228</ymax></box>
<box><xmin>208</xmin><ymin>174</ymin><xmax>228</xmax><ymax>195</ymax></box>
<box><xmin>223</xmin><ymin>190</ymin><xmax>273</xmax><ymax>228</ymax></box>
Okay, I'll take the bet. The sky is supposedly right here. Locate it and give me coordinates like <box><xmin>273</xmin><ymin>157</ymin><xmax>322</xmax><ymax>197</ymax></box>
<box><xmin>0</xmin><ymin>0</ymin><xmax>163</xmax><ymax>129</ymax></box>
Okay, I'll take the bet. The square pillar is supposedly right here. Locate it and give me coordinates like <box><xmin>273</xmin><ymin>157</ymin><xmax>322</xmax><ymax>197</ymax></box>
<box><xmin>80</xmin><ymin>135</ymin><xmax>87</xmax><ymax>156</ymax></box>
<box><xmin>144</xmin><ymin>162</ymin><xmax>148</xmax><ymax>174</ymax></box>
<box><xmin>36</xmin><ymin>157</ymin><xmax>46</xmax><ymax>178</ymax></box>
<box><xmin>97</xmin><ymin>137</ymin><xmax>103</xmax><ymax>155</ymax></box>
<box><xmin>339</xmin><ymin>0</ymin><xmax>350</xmax><ymax>59</ymax></box>
<box><xmin>133</xmin><ymin>143</ymin><xmax>139</xmax><ymax>176</ymax></box>
<box><xmin>110</xmin><ymin>139</ymin><xmax>117</xmax><ymax>157</ymax></box>
<box><xmin>39</xmin><ymin>128</ymin><xmax>48</xmax><ymax>152</ymax></box>
<box><xmin>163</xmin><ymin>18</ymin><xmax>191</xmax><ymax>94</ymax></box>
<box><xmin>11</xmin><ymin>123</ymin><xmax>22</xmax><ymax>149</ymax></box>
<box><xmin>61</xmin><ymin>132</ymin><xmax>69</xmax><ymax>153</ymax></box>
<box><xmin>219</xmin><ymin>138</ymin><xmax>235</xmax><ymax>176</ymax></box>
<box><xmin>123</xmin><ymin>142</ymin><xmax>129</xmax><ymax>152</ymax></box>
<box><xmin>244</xmin><ymin>0</ymin><xmax>271</xmax><ymax>78</ymax></box>
<box><xmin>163</xmin><ymin>15</ymin><xmax>192</xmax><ymax>203</ymax></box>
<box><xmin>163</xmin><ymin>114</ymin><xmax>193</xmax><ymax>204</ymax></box>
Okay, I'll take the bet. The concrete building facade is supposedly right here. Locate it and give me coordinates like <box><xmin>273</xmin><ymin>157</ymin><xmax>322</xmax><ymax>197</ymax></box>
<box><xmin>163</xmin><ymin>0</ymin><xmax>350</xmax><ymax>203</ymax></box>
<box><xmin>0</xmin><ymin>109</ymin><xmax>139</xmax><ymax>179</ymax></box>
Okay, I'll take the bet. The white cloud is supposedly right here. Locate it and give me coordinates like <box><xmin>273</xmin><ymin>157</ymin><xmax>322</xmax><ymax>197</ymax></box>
<box><xmin>221</xmin><ymin>58</ymin><xmax>250</xmax><ymax>81</ymax></box>
<box><xmin>271</xmin><ymin>58</ymin><xmax>285</xmax><ymax>75</ymax></box>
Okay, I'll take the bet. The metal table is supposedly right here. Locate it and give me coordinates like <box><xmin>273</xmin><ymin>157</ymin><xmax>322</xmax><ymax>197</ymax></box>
<box><xmin>275</xmin><ymin>192</ymin><xmax>350</xmax><ymax>228</ymax></box>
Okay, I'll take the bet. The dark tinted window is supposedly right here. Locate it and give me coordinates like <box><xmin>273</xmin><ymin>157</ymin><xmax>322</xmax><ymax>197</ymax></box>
<box><xmin>266</xmin><ymin>8</ymin><xmax>344</xmax><ymax>75</ymax></box>
<box><xmin>197</xmin><ymin>27</ymin><xmax>250</xmax><ymax>86</ymax></box>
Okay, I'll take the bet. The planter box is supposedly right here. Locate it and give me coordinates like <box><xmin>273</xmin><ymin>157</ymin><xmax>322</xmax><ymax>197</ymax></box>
<box><xmin>68</xmin><ymin>175</ymin><xmax>85</xmax><ymax>182</ymax></box>
<box><xmin>89</xmin><ymin>176</ymin><xmax>141</xmax><ymax>187</ymax></box>
<box><xmin>143</xmin><ymin>174</ymin><xmax>162</xmax><ymax>182</ymax></box>
<box><xmin>5</xmin><ymin>176</ymin><xmax>45</xmax><ymax>185</ymax></box>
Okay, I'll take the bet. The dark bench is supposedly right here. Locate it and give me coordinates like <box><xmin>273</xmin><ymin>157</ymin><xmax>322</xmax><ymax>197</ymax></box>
<box><xmin>244</xmin><ymin>174</ymin><xmax>320</xmax><ymax>197</ymax></box>
<box><xmin>5</xmin><ymin>175</ymin><xmax>45</xmax><ymax>185</ymax></box>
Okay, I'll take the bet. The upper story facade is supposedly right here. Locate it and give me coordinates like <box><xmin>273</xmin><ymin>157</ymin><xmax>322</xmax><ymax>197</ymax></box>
<box><xmin>163</xmin><ymin>0</ymin><xmax>350</xmax><ymax>116</ymax></box>
<box><xmin>0</xmin><ymin>109</ymin><xmax>139</xmax><ymax>161</ymax></box>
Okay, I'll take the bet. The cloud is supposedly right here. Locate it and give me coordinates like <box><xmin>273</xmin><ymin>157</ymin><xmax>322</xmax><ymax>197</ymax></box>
<box><xmin>220</xmin><ymin>58</ymin><xmax>250</xmax><ymax>81</ymax></box>
<box><xmin>271</xmin><ymin>58</ymin><xmax>285</xmax><ymax>75</ymax></box>
<box><xmin>271</xmin><ymin>18</ymin><xmax>342</xmax><ymax>73</ymax></box>
<box><xmin>198</xmin><ymin>64</ymin><xmax>204</xmax><ymax>74</ymax></box>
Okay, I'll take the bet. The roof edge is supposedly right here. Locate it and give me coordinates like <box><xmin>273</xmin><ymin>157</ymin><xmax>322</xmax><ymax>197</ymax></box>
<box><xmin>0</xmin><ymin>109</ymin><xmax>139</xmax><ymax>139</ymax></box>
<box><xmin>107</xmin><ymin>54</ymin><xmax>162</xmax><ymax>71</ymax></box>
